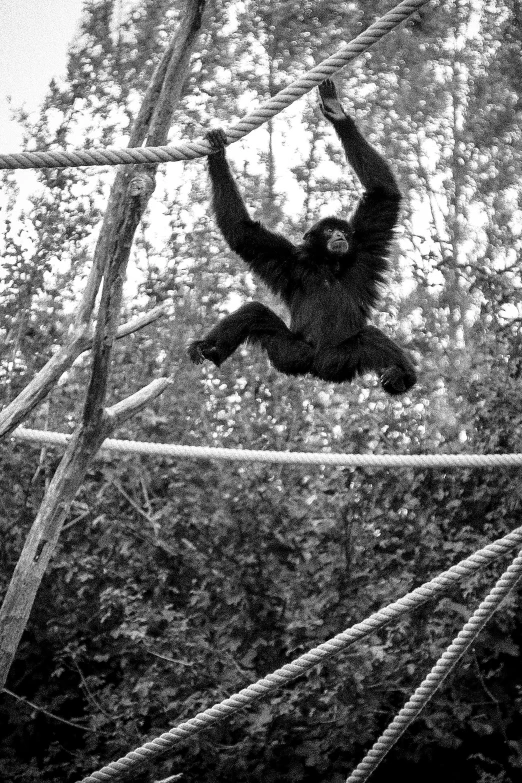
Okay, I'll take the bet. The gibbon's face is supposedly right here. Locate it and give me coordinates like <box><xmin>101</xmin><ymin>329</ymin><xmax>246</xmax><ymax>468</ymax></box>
<box><xmin>303</xmin><ymin>217</ymin><xmax>353</xmax><ymax>259</ymax></box>
<box><xmin>323</xmin><ymin>225</ymin><xmax>350</xmax><ymax>255</ymax></box>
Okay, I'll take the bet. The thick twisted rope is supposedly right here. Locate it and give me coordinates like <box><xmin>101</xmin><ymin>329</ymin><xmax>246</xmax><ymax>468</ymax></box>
<box><xmin>13</xmin><ymin>427</ymin><xmax>522</xmax><ymax>467</ymax></box>
<box><xmin>0</xmin><ymin>0</ymin><xmax>432</xmax><ymax>171</ymax></box>
<box><xmin>345</xmin><ymin>545</ymin><xmax>522</xmax><ymax>783</ymax></box>
<box><xmin>77</xmin><ymin>526</ymin><xmax>522</xmax><ymax>783</ymax></box>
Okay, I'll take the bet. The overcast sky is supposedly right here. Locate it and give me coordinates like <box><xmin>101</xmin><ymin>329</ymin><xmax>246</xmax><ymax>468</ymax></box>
<box><xmin>0</xmin><ymin>0</ymin><xmax>84</xmax><ymax>150</ymax></box>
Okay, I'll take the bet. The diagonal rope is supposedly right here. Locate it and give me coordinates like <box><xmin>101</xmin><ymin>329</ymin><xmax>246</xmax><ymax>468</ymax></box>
<box><xmin>76</xmin><ymin>526</ymin><xmax>522</xmax><ymax>783</ymax></box>
<box><xmin>13</xmin><ymin>427</ymin><xmax>522</xmax><ymax>467</ymax></box>
<box><xmin>345</xmin><ymin>545</ymin><xmax>522</xmax><ymax>783</ymax></box>
<box><xmin>0</xmin><ymin>0</ymin><xmax>433</xmax><ymax>170</ymax></box>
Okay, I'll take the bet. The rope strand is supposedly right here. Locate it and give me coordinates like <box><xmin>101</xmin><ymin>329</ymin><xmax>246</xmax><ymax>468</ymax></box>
<box><xmin>76</xmin><ymin>526</ymin><xmax>522</xmax><ymax>783</ymax></box>
<box><xmin>0</xmin><ymin>0</ymin><xmax>432</xmax><ymax>170</ymax></box>
<box><xmin>13</xmin><ymin>427</ymin><xmax>522</xmax><ymax>468</ymax></box>
<box><xmin>345</xmin><ymin>546</ymin><xmax>522</xmax><ymax>782</ymax></box>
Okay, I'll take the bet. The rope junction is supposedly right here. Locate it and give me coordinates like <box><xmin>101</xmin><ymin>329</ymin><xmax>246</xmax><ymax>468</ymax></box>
<box><xmin>77</xmin><ymin>526</ymin><xmax>522</xmax><ymax>783</ymax></box>
<box><xmin>0</xmin><ymin>0</ymin><xmax>432</xmax><ymax>171</ymax></box>
<box><xmin>13</xmin><ymin>427</ymin><xmax>522</xmax><ymax>468</ymax></box>
<box><xmin>345</xmin><ymin>545</ymin><xmax>522</xmax><ymax>782</ymax></box>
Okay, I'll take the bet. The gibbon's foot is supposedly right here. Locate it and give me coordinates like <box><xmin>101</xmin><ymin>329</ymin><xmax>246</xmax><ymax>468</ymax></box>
<box><xmin>187</xmin><ymin>340</ymin><xmax>223</xmax><ymax>367</ymax></box>
<box><xmin>380</xmin><ymin>365</ymin><xmax>410</xmax><ymax>396</ymax></box>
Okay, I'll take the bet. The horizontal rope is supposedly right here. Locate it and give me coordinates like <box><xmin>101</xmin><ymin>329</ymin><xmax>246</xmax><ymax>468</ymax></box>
<box><xmin>12</xmin><ymin>427</ymin><xmax>522</xmax><ymax>468</ymax></box>
<box><xmin>77</xmin><ymin>525</ymin><xmax>522</xmax><ymax>783</ymax></box>
<box><xmin>0</xmin><ymin>0</ymin><xmax>432</xmax><ymax>170</ymax></box>
<box><xmin>346</xmin><ymin>545</ymin><xmax>522</xmax><ymax>782</ymax></box>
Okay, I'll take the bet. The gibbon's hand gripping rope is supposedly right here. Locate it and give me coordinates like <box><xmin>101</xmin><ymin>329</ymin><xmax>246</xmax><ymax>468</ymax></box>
<box><xmin>0</xmin><ymin>0</ymin><xmax>432</xmax><ymax>171</ymax></box>
<box><xmin>345</xmin><ymin>545</ymin><xmax>522</xmax><ymax>783</ymax></box>
<box><xmin>77</xmin><ymin>526</ymin><xmax>522</xmax><ymax>783</ymax></box>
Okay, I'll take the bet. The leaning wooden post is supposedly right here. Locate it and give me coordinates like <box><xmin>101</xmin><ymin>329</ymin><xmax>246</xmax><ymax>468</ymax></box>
<box><xmin>0</xmin><ymin>0</ymin><xmax>206</xmax><ymax>690</ymax></box>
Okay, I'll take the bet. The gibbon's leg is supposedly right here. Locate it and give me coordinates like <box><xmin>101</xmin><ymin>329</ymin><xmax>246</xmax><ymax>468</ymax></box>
<box><xmin>311</xmin><ymin>326</ymin><xmax>416</xmax><ymax>394</ymax></box>
<box><xmin>358</xmin><ymin>325</ymin><xmax>416</xmax><ymax>395</ymax></box>
<box><xmin>189</xmin><ymin>302</ymin><xmax>314</xmax><ymax>375</ymax></box>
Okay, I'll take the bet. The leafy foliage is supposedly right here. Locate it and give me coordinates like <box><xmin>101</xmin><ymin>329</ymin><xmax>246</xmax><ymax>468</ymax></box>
<box><xmin>2</xmin><ymin>1</ymin><xmax>522</xmax><ymax>782</ymax></box>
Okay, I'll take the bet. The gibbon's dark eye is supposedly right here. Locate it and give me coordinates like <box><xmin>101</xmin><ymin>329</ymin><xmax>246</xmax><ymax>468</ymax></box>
<box><xmin>324</xmin><ymin>227</ymin><xmax>334</xmax><ymax>236</ymax></box>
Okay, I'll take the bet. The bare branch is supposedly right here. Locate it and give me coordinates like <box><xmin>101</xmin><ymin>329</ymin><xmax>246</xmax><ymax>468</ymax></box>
<box><xmin>0</xmin><ymin>305</ymin><xmax>168</xmax><ymax>440</ymax></box>
<box><xmin>3</xmin><ymin>688</ymin><xmax>95</xmax><ymax>733</ymax></box>
<box><xmin>106</xmin><ymin>378</ymin><xmax>172</xmax><ymax>429</ymax></box>
<box><xmin>0</xmin><ymin>0</ymin><xmax>206</xmax><ymax>691</ymax></box>
<box><xmin>109</xmin><ymin>303</ymin><xmax>169</xmax><ymax>343</ymax></box>
<box><xmin>0</xmin><ymin>333</ymin><xmax>89</xmax><ymax>439</ymax></box>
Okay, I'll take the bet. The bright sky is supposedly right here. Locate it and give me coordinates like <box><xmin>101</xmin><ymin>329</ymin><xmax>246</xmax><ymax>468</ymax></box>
<box><xmin>0</xmin><ymin>0</ymin><xmax>84</xmax><ymax>150</ymax></box>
